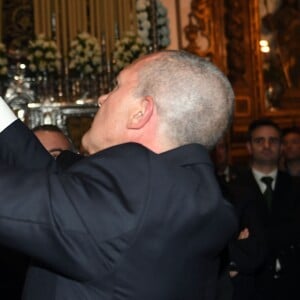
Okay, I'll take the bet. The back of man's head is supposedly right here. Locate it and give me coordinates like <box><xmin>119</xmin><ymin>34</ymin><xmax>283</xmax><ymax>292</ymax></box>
<box><xmin>134</xmin><ymin>50</ymin><xmax>235</xmax><ymax>150</ymax></box>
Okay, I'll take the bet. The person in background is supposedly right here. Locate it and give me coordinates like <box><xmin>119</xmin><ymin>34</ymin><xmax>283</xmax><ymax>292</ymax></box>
<box><xmin>281</xmin><ymin>126</ymin><xmax>300</xmax><ymax>176</ymax></box>
<box><xmin>211</xmin><ymin>135</ymin><xmax>239</xmax><ymax>196</ymax></box>
<box><xmin>0</xmin><ymin>123</ymin><xmax>73</xmax><ymax>299</ymax></box>
<box><xmin>0</xmin><ymin>50</ymin><xmax>237</xmax><ymax>300</ymax></box>
<box><xmin>32</xmin><ymin>124</ymin><xmax>73</xmax><ymax>158</ymax></box>
<box><xmin>32</xmin><ymin>124</ymin><xmax>82</xmax><ymax>169</ymax></box>
<box><xmin>212</xmin><ymin>135</ymin><xmax>266</xmax><ymax>300</ymax></box>
<box><xmin>227</xmin><ymin>118</ymin><xmax>300</xmax><ymax>300</ymax></box>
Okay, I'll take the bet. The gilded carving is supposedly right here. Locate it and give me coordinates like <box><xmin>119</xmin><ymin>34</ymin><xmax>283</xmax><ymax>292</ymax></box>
<box><xmin>224</xmin><ymin>0</ymin><xmax>246</xmax><ymax>84</ymax></box>
<box><xmin>184</xmin><ymin>0</ymin><xmax>213</xmax><ymax>60</ymax></box>
<box><xmin>2</xmin><ymin>0</ymin><xmax>34</xmax><ymax>52</ymax></box>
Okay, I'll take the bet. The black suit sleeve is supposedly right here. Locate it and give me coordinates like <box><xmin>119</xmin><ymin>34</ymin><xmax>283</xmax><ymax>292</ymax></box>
<box><xmin>227</xmin><ymin>184</ymin><xmax>267</xmax><ymax>274</ymax></box>
<box><xmin>0</xmin><ymin>120</ymin><xmax>54</xmax><ymax>169</ymax></box>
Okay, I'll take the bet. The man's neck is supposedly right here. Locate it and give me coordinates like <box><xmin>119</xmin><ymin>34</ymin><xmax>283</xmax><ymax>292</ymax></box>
<box><xmin>251</xmin><ymin>162</ymin><xmax>277</xmax><ymax>174</ymax></box>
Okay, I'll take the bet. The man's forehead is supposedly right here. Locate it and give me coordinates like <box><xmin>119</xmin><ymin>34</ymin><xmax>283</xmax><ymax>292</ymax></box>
<box><xmin>252</xmin><ymin>126</ymin><xmax>280</xmax><ymax>136</ymax></box>
<box><xmin>119</xmin><ymin>65</ymin><xmax>139</xmax><ymax>85</ymax></box>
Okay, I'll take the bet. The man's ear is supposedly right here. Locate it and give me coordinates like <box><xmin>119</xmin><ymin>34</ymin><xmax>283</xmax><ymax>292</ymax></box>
<box><xmin>128</xmin><ymin>96</ymin><xmax>154</xmax><ymax>129</ymax></box>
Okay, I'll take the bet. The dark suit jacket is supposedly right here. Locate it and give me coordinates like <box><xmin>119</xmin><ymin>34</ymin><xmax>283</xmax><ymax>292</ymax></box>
<box><xmin>216</xmin><ymin>170</ymin><xmax>266</xmax><ymax>300</ymax></box>
<box><xmin>229</xmin><ymin>169</ymin><xmax>300</xmax><ymax>253</ymax></box>
<box><xmin>228</xmin><ymin>168</ymin><xmax>300</xmax><ymax>300</ymax></box>
<box><xmin>0</xmin><ymin>246</ymin><xmax>28</xmax><ymax>299</ymax></box>
<box><xmin>0</xmin><ymin>120</ymin><xmax>238</xmax><ymax>300</ymax></box>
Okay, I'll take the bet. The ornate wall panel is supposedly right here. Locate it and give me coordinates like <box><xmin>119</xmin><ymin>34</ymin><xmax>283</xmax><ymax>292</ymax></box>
<box><xmin>225</xmin><ymin>0</ymin><xmax>264</xmax><ymax>163</ymax></box>
<box><xmin>2</xmin><ymin>0</ymin><xmax>34</xmax><ymax>51</ymax></box>
<box><xmin>259</xmin><ymin>0</ymin><xmax>300</xmax><ymax>117</ymax></box>
<box><xmin>184</xmin><ymin>0</ymin><xmax>263</xmax><ymax>163</ymax></box>
<box><xmin>183</xmin><ymin>0</ymin><xmax>227</xmax><ymax>72</ymax></box>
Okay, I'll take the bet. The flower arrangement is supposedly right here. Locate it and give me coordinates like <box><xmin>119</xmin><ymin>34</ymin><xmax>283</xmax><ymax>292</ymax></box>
<box><xmin>112</xmin><ymin>0</ymin><xmax>170</xmax><ymax>74</ymax></box>
<box><xmin>27</xmin><ymin>34</ymin><xmax>61</xmax><ymax>74</ymax></box>
<box><xmin>112</xmin><ymin>31</ymin><xmax>148</xmax><ymax>74</ymax></box>
<box><xmin>0</xmin><ymin>42</ymin><xmax>8</xmax><ymax>77</ymax></box>
<box><xmin>136</xmin><ymin>0</ymin><xmax>170</xmax><ymax>48</ymax></box>
<box><xmin>68</xmin><ymin>32</ymin><xmax>102</xmax><ymax>77</ymax></box>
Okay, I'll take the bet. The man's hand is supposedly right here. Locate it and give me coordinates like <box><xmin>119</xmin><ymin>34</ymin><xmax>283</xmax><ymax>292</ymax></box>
<box><xmin>229</xmin><ymin>227</ymin><xmax>250</xmax><ymax>278</ymax></box>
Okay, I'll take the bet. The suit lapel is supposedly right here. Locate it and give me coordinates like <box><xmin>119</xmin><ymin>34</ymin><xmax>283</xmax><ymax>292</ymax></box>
<box><xmin>247</xmin><ymin>170</ymin><xmax>270</xmax><ymax>220</ymax></box>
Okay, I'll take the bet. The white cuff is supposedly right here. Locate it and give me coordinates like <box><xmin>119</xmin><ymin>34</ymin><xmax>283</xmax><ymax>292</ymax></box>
<box><xmin>0</xmin><ymin>97</ymin><xmax>17</xmax><ymax>132</ymax></box>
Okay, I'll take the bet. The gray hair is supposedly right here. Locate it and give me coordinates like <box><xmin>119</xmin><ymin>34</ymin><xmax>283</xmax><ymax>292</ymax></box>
<box><xmin>134</xmin><ymin>50</ymin><xmax>235</xmax><ymax>149</ymax></box>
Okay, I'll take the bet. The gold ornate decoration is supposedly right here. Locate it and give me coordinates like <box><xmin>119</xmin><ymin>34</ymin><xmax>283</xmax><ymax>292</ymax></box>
<box><xmin>0</xmin><ymin>0</ymin><xmax>2</xmax><ymax>40</ymax></box>
<box><xmin>2</xmin><ymin>0</ymin><xmax>34</xmax><ymax>51</ymax></box>
<box><xmin>33</xmin><ymin>0</ymin><xmax>136</xmax><ymax>60</ymax></box>
<box><xmin>183</xmin><ymin>0</ymin><xmax>226</xmax><ymax>72</ymax></box>
<box><xmin>184</xmin><ymin>0</ymin><xmax>213</xmax><ymax>59</ymax></box>
<box><xmin>225</xmin><ymin>0</ymin><xmax>247</xmax><ymax>85</ymax></box>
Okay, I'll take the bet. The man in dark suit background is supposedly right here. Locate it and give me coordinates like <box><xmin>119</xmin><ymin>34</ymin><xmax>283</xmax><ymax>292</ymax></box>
<box><xmin>211</xmin><ymin>135</ymin><xmax>266</xmax><ymax>300</ymax></box>
<box><xmin>228</xmin><ymin>118</ymin><xmax>300</xmax><ymax>300</ymax></box>
<box><xmin>281</xmin><ymin>126</ymin><xmax>300</xmax><ymax>176</ymax></box>
<box><xmin>0</xmin><ymin>50</ymin><xmax>237</xmax><ymax>300</ymax></box>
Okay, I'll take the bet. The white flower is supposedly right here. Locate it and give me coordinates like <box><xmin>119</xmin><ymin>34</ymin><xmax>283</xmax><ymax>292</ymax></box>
<box><xmin>112</xmin><ymin>31</ymin><xmax>148</xmax><ymax>74</ymax></box>
<box><xmin>92</xmin><ymin>56</ymin><xmax>101</xmax><ymax>65</ymax></box>
<box><xmin>84</xmin><ymin>64</ymin><xmax>93</xmax><ymax>74</ymax></box>
<box><xmin>138</xmin><ymin>30</ymin><xmax>151</xmax><ymax>45</ymax></box>
<box><xmin>27</xmin><ymin>34</ymin><xmax>61</xmax><ymax>74</ymax></box>
<box><xmin>141</xmin><ymin>20</ymin><xmax>151</xmax><ymax>30</ymax></box>
<box><xmin>39</xmin><ymin>61</ymin><xmax>46</xmax><ymax>72</ymax></box>
<box><xmin>138</xmin><ymin>12</ymin><xmax>148</xmax><ymax>21</ymax></box>
<box><xmin>45</xmin><ymin>51</ymin><xmax>55</xmax><ymax>59</ymax></box>
<box><xmin>136</xmin><ymin>0</ymin><xmax>149</xmax><ymax>11</ymax></box>
<box><xmin>131</xmin><ymin>44</ymin><xmax>140</xmax><ymax>52</ymax></box>
<box><xmin>68</xmin><ymin>32</ymin><xmax>102</xmax><ymax>77</ymax></box>
<box><xmin>136</xmin><ymin>0</ymin><xmax>170</xmax><ymax>49</ymax></box>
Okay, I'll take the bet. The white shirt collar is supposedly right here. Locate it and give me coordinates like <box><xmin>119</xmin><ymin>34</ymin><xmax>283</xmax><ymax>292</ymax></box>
<box><xmin>252</xmin><ymin>168</ymin><xmax>277</xmax><ymax>193</ymax></box>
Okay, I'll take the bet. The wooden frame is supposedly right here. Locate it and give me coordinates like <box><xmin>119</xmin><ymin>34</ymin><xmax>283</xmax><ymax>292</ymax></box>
<box><xmin>259</xmin><ymin>0</ymin><xmax>300</xmax><ymax>116</ymax></box>
<box><xmin>180</xmin><ymin>0</ymin><xmax>227</xmax><ymax>71</ymax></box>
<box><xmin>184</xmin><ymin>0</ymin><xmax>300</xmax><ymax>163</ymax></box>
<box><xmin>235</xmin><ymin>96</ymin><xmax>252</xmax><ymax>117</ymax></box>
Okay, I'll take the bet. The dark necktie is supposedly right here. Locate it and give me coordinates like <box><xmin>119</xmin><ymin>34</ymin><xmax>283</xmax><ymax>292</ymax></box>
<box><xmin>261</xmin><ymin>176</ymin><xmax>273</xmax><ymax>210</ymax></box>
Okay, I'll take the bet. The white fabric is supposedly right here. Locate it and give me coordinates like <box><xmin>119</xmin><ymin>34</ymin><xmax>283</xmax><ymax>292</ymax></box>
<box><xmin>0</xmin><ymin>97</ymin><xmax>17</xmax><ymax>132</ymax></box>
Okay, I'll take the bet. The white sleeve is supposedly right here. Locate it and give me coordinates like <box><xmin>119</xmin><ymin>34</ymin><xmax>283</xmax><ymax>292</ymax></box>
<box><xmin>0</xmin><ymin>97</ymin><xmax>17</xmax><ymax>132</ymax></box>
